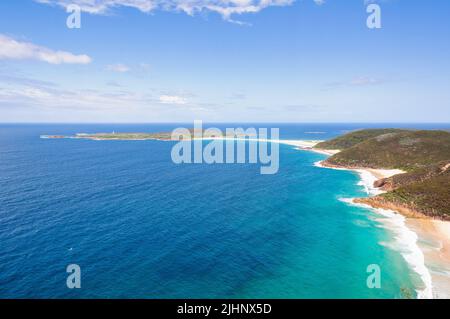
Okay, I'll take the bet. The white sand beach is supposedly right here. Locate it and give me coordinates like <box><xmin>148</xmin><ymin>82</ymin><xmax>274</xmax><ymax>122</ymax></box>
<box><xmin>350</xmin><ymin>166</ymin><xmax>450</xmax><ymax>299</ymax></box>
<box><xmin>301</xmin><ymin>142</ymin><xmax>450</xmax><ymax>299</ymax></box>
<box><xmin>202</xmin><ymin>136</ymin><xmax>450</xmax><ymax>297</ymax></box>
<box><xmin>405</xmin><ymin>219</ymin><xmax>450</xmax><ymax>298</ymax></box>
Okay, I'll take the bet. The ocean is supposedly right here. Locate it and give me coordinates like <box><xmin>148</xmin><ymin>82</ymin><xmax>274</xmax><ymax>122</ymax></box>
<box><xmin>0</xmin><ymin>123</ymin><xmax>449</xmax><ymax>298</ymax></box>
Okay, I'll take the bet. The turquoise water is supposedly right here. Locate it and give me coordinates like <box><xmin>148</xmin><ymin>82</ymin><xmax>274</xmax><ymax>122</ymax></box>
<box><xmin>1</xmin><ymin>123</ymin><xmax>448</xmax><ymax>298</ymax></box>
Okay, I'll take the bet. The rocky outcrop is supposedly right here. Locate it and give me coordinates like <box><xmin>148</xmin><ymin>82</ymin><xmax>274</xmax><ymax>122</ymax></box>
<box><xmin>355</xmin><ymin>196</ymin><xmax>450</xmax><ymax>221</ymax></box>
<box><xmin>354</xmin><ymin>197</ymin><xmax>428</xmax><ymax>219</ymax></box>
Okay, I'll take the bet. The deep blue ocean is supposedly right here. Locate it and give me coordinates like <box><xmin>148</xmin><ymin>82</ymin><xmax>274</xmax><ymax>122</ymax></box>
<box><xmin>1</xmin><ymin>123</ymin><xmax>449</xmax><ymax>299</ymax></box>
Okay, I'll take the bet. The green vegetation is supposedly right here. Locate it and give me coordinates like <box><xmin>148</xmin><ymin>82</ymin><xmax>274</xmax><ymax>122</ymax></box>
<box><xmin>315</xmin><ymin>129</ymin><xmax>403</xmax><ymax>150</ymax></box>
<box><xmin>379</xmin><ymin>165</ymin><xmax>450</xmax><ymax>219</ymax></box>
<box><xmin>400</xmin><ymin>287</ymin><xmax>414</xmax><ymax>299</ymax></box>
<box><xmin>322</xmin><ymin>130</ymin><xmax>450</xmax><ymax>171</ymax></box>
<box><xmin>76</xmin><ymin>132</ymin><xmax>174</xmax><ymax>140</ymax></box>
<box><xmin>46</xmin><ymin>129</ymin><xmax>254</xmax><ymax>141</ymax></box>
<box><xmin>317</xmin><ymin>129</ymin><xmax>450</xmax><ymax>220</ymax></box>
<box><xmin>378</xmin><ymin>161</ymin><xmax>450</xmax><ymax>190</ymax></box>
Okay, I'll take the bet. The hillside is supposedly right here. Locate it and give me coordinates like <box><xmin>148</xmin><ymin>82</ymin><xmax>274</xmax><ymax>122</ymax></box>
<box><xmin>357</xmin><ymin>166</ymin><xmax>450</xmax><ymax>220</ymax></box>
<box><xmin>314</xmin><ymin>129</ymin><xmax>403</xmax><ymax>150</ymax></box>
<box><xmin>321</xmin><ymin>130</ymin><xmax>450</xmax><ymax>171</ymax></box>
<box><xmin>316</xmin><ymin>129</ymin><xmax>450</xmax><ymax>220</ymax></box>
<box><xmin>375</xmin><ymin>161</ymin><xmax>450</xmax><ymax>191</ymax></box>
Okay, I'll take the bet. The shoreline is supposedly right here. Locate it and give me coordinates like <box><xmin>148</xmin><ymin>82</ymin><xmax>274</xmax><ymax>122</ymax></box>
<box><xmin>44</xmin><ymin>135</ymin><xmax>449</xmax><ymax>298</ymax></box>
<box><xmin>313</xmin><ymin>159</ymin><xmax>435</xmax><ymax>298</ymax></box>
<box><xmin>312</xmin><ymin>154</ymin><xmax>450</xmax><ymax>299</ymax></box>
<box><xmin>405</xmin><ymin>218</ymin><xmax>450</xmax><ymax>299</ymax></box>
<box><xmin>198</xmin><ymin>137</ymin><xmax>450</xmax><ymax>298</ymax></box>
<box><xmin>349</xmin><ymin>170</ymin><xmax>450</xmax><ymax>298</ymax></box>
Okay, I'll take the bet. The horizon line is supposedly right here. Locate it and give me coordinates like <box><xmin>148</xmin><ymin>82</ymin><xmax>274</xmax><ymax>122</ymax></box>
<box><xmin>1</xmin><ymin>122</ymin><xmax>450</xmax><ymax>125</ymax></box>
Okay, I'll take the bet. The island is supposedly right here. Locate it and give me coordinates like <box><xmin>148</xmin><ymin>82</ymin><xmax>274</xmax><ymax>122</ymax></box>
<box><xmin>41</xmin><ymin>130</ymin><xmax>256</xmax><ymax>141</ymax></box>
<box><xmin>42</xmin><ymin>128</ymin><xmax>450</xmax><ymax>221</ymax></box>
<box><xmin>42</xmin><ymin>132</ymin><xmax>178</xmax><ymax>140</ymax></box>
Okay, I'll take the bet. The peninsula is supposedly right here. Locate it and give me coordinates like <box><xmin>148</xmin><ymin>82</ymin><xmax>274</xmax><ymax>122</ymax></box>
<box><xmin>42</xmin><ymin>127</ymin><xmax>450</xmax><ymax>221</ymax></box>
<box><xmin>42</xmin><ymin>132</ymin><xmax>178</xmax><ymax>140</ymax></box>
<box><xmin>314</xmin><ymin>129</ymin><xmax>450</xmax><ymax>220</ymax></box>
<box><xmin>41</xmin><ymin>129</ymin><xmax>257</xmax><ymax>141</ymax></box>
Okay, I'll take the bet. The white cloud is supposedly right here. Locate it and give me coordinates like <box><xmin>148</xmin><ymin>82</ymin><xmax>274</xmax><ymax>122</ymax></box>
<box><xmin>106</xmin><ymin>64</ymin><xmax>130</xmax><ymax>72</ymax></box>
<box><xmin>350</xmin><ymin>76</ymin><xmax>383</xmax><ymax>86</ymax></box>
<box><xmin>0</xmin><ymin>34</ymin><xmax>92</xmax><ymax>64</ymax></box>
<box><xmin>324</xmin><ymin>76</ymin><xmax>385</xmax><ymax>90</ymax></box>
<box><xmin>0</xmin><ymin>74</ymin><xmax>196</xmax><ymax>112</ymax></box>
<box><xmin>159</xmin><ymin>95</ymin><xmax>187</xmax><ymax>105</ymax></box>
<box><xmin>0</xmin><ymin>82</ymin><xmax>153</xmax><ymax>110</ymax></box>
<box><xmin>35</xmin><ymin>0</ymin><xmax>329</xmax><ymax>22</ymax></box>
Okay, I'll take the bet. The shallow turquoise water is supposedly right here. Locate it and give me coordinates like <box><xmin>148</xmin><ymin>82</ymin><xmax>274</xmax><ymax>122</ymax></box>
<box><xmin>2</xmin><ymin>123</ymin><xmax>446</xmax><ymax>298</ymax></box>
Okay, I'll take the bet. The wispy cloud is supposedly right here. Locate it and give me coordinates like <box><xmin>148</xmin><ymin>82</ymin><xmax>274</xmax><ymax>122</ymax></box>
<box><xmin>324</xmin><ymin>76</ymin><xmax>385</xmax><ymax>89</ymax></box>
<box><xmin>0</xmin><ymin>72</ymin><xmax>202</xmax><ymax>113</ymax></box>
<box><xmin>106</xmin><ymin>81</ymin><xmax>124</xmax><ymax>87</ymax></box>
<box><xmin>35</xmin><ymin>0</ymin><xmax>324</xmax><ymax>23</ymax></box>
<box><xmin>0</xmin><ymin>73</ymin><xmax>155</xmax><ymax>110</ymax></box>
<box><xmin>0</xmin><ymin>74</ymin><xmax>58</xmax><ymax>89</ymax></box>
<box><xmin>159</xmin><ymin>95</ymin><xmax>187</xmax><ymax>105</ymax></box>
<box><xmin>229</xmin><ymin>93</ymin><xmax>247</xmax><ymax>100</ymax></box>
<box><xmin>282</xmin><ymin>104</ymin><xmax>325</xmax><ymax>112</ymax></box>
<box><xmin>106</xmin><ymin>63</ymin><xmax>130</xmax><ymax>73</ymax></box>
<box><xmin>0</xmin><ymin>34</ymin><xmax>91</xmax><ymax>64</ymax></box>
<box><xmin>349</xmin><ymin>76</ymin><xmax>383</xmax><ymax>86</ymax></box>
<box><xmin>0</xmin><ymin>85</ymin><xmax>151</xmax><ymax>110</ymax></box>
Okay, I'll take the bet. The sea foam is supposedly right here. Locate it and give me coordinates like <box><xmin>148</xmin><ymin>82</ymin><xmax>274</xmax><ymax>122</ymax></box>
<box><xmin>350</xmin><ymin>200</ymin><xmax>433</xmax><ymax>299</ymax></box>
<box><xmin>320</xmin><ymin>163</ymin><xmax>434</xmax><ymax>299</ymax></box>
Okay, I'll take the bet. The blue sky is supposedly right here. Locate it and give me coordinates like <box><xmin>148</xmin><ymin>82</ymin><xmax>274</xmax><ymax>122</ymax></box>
<box><xmin>0</xmin><ymin>0</ymin><xmax>449</xmax><ymax>122</ymax></box>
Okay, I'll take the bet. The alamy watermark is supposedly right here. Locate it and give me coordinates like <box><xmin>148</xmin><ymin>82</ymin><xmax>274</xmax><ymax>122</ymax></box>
<box><xmin>366</xmin><ymin>264</ymin><xmax>381</xmax><ymax>289</ymax></box>
<box><xmin>66</xmin><ymin>264</ymin><xmax>81</xmax><ymax>289</ymax></box>
<box><xmin>367</xmin><ymin>4</ymin><xmax>382</xmax><ymax>29</ymax></box>
<box><xmin>65</xmin><ymin>3</ymin><xmax>382</xmax><ymax>30</ymax></box>
<box><xmin>170</xmin><ymin>121</ymin><xmax>280</xmax><ymax>175</ymax></box>
<box><xmin>66</xmin><ymin>4</ymin><xmax>81</xmax><ymax>29</ymax></box>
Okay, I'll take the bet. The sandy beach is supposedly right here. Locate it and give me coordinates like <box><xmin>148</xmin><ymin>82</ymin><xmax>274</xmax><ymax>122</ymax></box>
<box><xmin>406</xmin><ymin>219</ymin><xmax>450</xmax><ymax>298</ymax></box>
<box><xmin>202</xmin><ymin>137</ymin><xmax>450</xmax><ymax>297</ymax></box>
<box><xmin>362</xmin><ymin>168</ymin><xmax>405</xmax><ymax>180</ymax></box>
<box><xmin>351</xmin><ymin>167</ymin><xmax>450</xmax><ymax>298</ymax></box>
<box><xmin>294</xmin><ymin>139</ymin><xmax>450</xmax><ymax>299</ymax></box>
<box><xmin>281</xmin><ymin>140</ymin><xmax>340</xmax><ymax>155</ymax></box>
